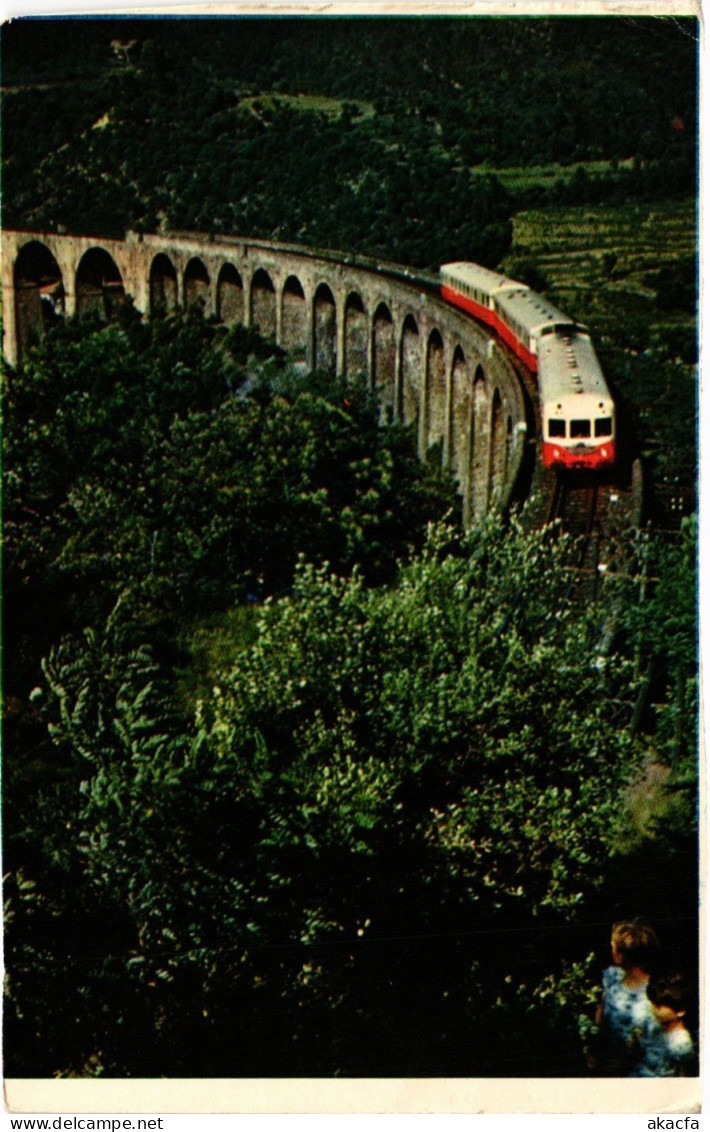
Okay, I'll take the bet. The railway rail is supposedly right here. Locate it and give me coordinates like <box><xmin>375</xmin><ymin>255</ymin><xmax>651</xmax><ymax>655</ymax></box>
<box><xmin>544</xmin><ymin>470</ymin><xmax>643</xmax><ymax>602</ymax></box>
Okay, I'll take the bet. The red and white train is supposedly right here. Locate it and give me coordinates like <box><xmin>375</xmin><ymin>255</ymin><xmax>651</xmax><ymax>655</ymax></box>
<box><xmin>440</xmin><ymin>262</ymin><xmax>615</xmax><ymax>470</ymax></box>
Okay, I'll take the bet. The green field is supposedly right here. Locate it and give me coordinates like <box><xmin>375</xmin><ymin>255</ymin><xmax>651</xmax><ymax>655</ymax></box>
<box><xmin>502</xmin><ymin>196</ymin><xmax>696</xmax><ymax>347</ymax></box>
<box><xmin>484</xmin><ymin>159</ymin><xmax>634</xmax><ymax>192</ymax></box>
<box><xmin>239</xmin><ymin>91</ymin><xmax>375</xmax><ymax>119</ymax></box>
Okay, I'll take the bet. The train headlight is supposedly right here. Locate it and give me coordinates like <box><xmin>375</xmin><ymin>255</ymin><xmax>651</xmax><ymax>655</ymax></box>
<box><xmin>554</xmin><ymin>449</ymin><xmax>561</xmax><ymax>459</ymax></box>
<box><xmin>601</xmin><ymin>448</ymin><xmax>608</xmax><ymax>458</ymax></box>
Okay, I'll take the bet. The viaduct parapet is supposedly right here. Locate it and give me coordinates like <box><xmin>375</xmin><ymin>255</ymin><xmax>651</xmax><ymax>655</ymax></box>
<box><xmin>1</xmin><ymin>228</ymin><xmax>529</xmax><ymax>524</ymax></box>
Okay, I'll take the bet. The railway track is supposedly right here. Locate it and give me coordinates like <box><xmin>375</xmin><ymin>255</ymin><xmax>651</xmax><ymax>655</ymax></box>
<box><xmin>548</xmin><ymin>476</ymin><xmax>600</xmax><ymax>599</ymax></box>
<box><xmin>545</xmin><ymin>471</ymin><xmax>641</xmax><ymax>601</ymax></box>
<box><xmin>427</xmin><ymin>279</ymin><xmax>645</xmax><ymax>610</ymax></box>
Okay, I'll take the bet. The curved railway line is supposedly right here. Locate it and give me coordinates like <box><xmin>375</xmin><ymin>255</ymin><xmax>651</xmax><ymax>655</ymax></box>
<box><xmin>3</xmin><ymin>226</ymin><xmax>646</xmax><ymax>557</ymax></box>
<box><xmin>544</xmin><ymin>470</ymin><xmax>643</xmax><ymax>603</ymax></box>
<box><xmin>488</xmin><ymin>324</ymin><xmax>643</xmax><ymax>577</ymax></box>
<box><xmin>497</xmin><ymin>324</ymin><xmax>643</xmax><ymax>603</ymax></box>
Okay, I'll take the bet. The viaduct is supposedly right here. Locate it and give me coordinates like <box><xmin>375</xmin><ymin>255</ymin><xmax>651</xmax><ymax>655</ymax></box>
<box><xmin>1</xmin><ymin>228</ymin><xmax>529</xmax><ymax>525</ymax></box>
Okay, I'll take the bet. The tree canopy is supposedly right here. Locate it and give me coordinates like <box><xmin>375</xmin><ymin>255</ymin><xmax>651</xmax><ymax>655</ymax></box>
<box><xmin>1</xmin><ymin>12</ymin><xmax>699</xmax><ymax>1080</ymax></box>
<box><xmin>8</xmin><ymin>514</ymin><xmax>645</xmax><ymax>1077</ymax></box>
<box><xmin>2</xmin><ymin>17</ymin><xmax>697</xmax><ymax>263</ymax></box>
<box><xmin>3</xmin><ymin>307</ymin><xmax>698</xmax><ymax>1080</ymax></box>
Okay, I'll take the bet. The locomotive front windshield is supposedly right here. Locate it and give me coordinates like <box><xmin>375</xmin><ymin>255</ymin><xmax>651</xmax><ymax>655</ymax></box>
<box><xmin>548</xmin><ymin>416</ymin><xmax>614</xmax><ymax>440</ymax></box>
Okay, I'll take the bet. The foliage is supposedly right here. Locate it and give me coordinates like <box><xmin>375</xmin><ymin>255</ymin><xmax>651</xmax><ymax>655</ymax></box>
<box><xmin>623</xmin><ymin>517</ymin><xmax>698</xmax><ymax>795</ymax></box>
<box><xmin>3</xmin><ymin>310</ymin><xmax>458</xmax><ymax>1075</ymax></box>
<box><xmin>6</xmin><ymin>519</ymin><xmax>643</xmax><ymax>1075</ymax></box>
<box><xmin>4</xmin><ymin>606</ymin><xmax>187</xmax><ymax>1077</ymax></box>
<box><xmin>643</xmin><ymin>256</ymin><xmax>697</xmax><ymax>315</ymax></box>
<box><xmin>4</xmin><ymin>313</ymin><xmax>456</xmax><ymax>698</ymax></box>
<box><xmin>597</xmin><ymin>345</ymin><xmax>697</xmax><ymax>487</ymax></box>
<box><xmin>2</xmin><ymin>12</ymin><xmax>700</xmax><ymax>1079</ymax></box>
<box><xmin>505</xmin><ymin>196</ymin><xmax>697</xmax><ymax>492</ymax></box>
<box><xmin>2</xmin><ymin>17</ymin><xmax>697</xmax><ymax>264</ymax></box>
<box><xmin>503</xmin><ymin>257</ymin><xmax>550</xmax><ymax>292</ymax></box>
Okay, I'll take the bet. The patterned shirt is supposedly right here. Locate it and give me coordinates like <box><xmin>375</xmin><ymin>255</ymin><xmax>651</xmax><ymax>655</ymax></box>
<box><xmin>630</xmin><ymin>1017</ymin><xmax>695</xmax><ymax>1077</ymax></box>
<box><xmin>600</xmin><ymin>966</ymin><xmax>653</xmax><ymax>1056</ymax></box>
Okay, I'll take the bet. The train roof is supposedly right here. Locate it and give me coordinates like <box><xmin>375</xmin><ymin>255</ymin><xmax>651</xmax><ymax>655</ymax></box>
<box><xmin>537</xmin><ymin>329</ymin><xmax>612</xmax><ymax>405</ymax></box>
<box><xmin>496</xmin><ymin>288</ymin><xmax>577</xmax><ymax>336</ymax></box>
<box><xmin>440</xmin><ymin>261</ymin><xmax>524</xmax><ymax>295</ymax></box>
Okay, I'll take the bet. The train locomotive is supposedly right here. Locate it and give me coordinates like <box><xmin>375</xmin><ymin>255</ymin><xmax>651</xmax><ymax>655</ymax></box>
<box><xmin>440</xmin><ymin>262</ymin><xmax>615</xmax><ymax>470</ymax></box>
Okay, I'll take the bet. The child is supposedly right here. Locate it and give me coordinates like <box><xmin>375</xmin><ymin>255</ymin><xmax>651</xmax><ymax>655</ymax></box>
<box><xmin>630</xmin><ymin>974</ymin><xmax>696</xmax><ymax>1077</ymax></box>
<box><xmin>588</xmin><ymin>918</ymin><xmax>660</xmax><ymax>1075</ymax></box>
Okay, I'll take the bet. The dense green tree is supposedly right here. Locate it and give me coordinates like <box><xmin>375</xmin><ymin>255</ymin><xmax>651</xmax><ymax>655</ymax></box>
<box><xmin>2</xmin><ymin>16</ymin><xmax>697</xmax><ymax>260</ymax></box>
<box><xmin>624</xmin><ymin>517</ymin><xmax>697</xmax><ymax>794</ymax></box>
<box><xmin>644</xmin><ymin>257</ymin><xmax>697</xmax><ymax>315</ymax></box>
<box><xmin>597</xmin><ymin>345</ymin><xmax>697</xmax><ymax>487</ymax></box>
<box><xmin>6</xmin><ymin>519</ymin><xmax>642</xmax><ymax>1076</ymax></box>
<box><xmin>4</xmin><ymin>314</ymin><xmax>456</xmax><ymax>701</ymax></box>
<box><xmin>1</xmin><ymin>12</ymin><xmax>699</xmax><ymax>1080</ymax></box>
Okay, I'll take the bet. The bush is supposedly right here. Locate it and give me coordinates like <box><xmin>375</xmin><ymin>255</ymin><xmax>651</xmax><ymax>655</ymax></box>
<box><xmin>6</xmin><ymin>519</ymin><xmax>641</xmax><ymax>1076</ymax></box>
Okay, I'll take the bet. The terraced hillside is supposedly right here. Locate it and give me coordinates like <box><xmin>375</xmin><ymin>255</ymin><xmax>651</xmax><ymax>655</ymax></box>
<box><xmin>503</xmin><ymin>197</ymin><xmax>697</xmax><ymax>500</ymax></box>
<box><xmin>505</xmin><ymin>196</ymin><xmax>696</xmax><ymax>349</ymax></box>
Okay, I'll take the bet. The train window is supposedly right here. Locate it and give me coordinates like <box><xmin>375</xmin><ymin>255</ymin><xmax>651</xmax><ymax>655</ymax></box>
<box><xmin>595</xmin><ymin>417</ymin><xmax>613</xmax><ymax>437</ymax></box>
<box><xmin>548</xmin><ymin>419</ymin><xmax>566</xmax><ymax>437</ymax></box>
<box><xmin>570</xmin><ymin>419</ymin><xmax>591</xmax><ymax>438</ymax></box>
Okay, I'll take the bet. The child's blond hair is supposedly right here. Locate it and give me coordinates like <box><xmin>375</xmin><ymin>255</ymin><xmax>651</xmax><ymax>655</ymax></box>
<box><xmin>611</xmin><ymin>919</ymin><xmax>660</xmax><ymax>970</ymax></box>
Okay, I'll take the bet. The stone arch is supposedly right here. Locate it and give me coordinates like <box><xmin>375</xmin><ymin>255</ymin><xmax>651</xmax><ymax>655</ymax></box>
<box><xmin>470</xmin><ymin>365</ymin><xmax>490</xmax><ymax>521</ymax></box>
<box><xmin>424</xmin><ymin>329</ymin><xmax>446</xmax><ymax>457</ymax></box>
<box><xmin>251</xmin><ymin>268</ymin><xmax>277</xmax><ymax>340</ymax></box>
<box><xmin>372</xmin><ymin>302</ymin><xmax>395</xmax><ymax>418</ymax></box>
<box><xmin>150</xmin><ymin>253</ymin><xmax>178</xmax><ymax>315</ymax></box>
<box><xmin>505</xmin><ymin>415</ymin><xmax>514</xmax><ymax>485</ymax></box>
<box><xmin>184</xmin><ymin>258</ymin><xmax>210</xmax><ymax>312</ymax></box>
<box><xmin>488</xmin><ymin>389</ymin><xmax>507</xmax><ymax>506</ymax></box>
<box><xmin>217</xmin><ymin>263</ymin><xmax>244</xmax><ymax>324</ymax></box>
<box><xmin>313</xmin><ymin>282</ymin><xmax>337</xmax><ymax>376</ymax></box>
<box><xmin>14</xmin><ymin>240</ymin><xmax>65</xmax><ymax>358</ymax></box>
<box><xmin>76</xmin><ymin>247</ymin><xmax>125</xmax><ymax>319</ymax></box>
<box><xmin>344</xmin><ymin>291</ymin><xmax>368</xmax><ymax>381</ymax></box>
<box><xmin>399</xmin><ymin>314</ymin><xmax>422</xmax><ymax>428</ymax></box>
<box><xmin>450</xmin><ymin>345</ymin><xmax>472</xmax><ymax>506</ymax></box>
<box><xmin>281</xmin><ymin>275</ymin><xmax>307</xmax><ymax>359</ymax></box>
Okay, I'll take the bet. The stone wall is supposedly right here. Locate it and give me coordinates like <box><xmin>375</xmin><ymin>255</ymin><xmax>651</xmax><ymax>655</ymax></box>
<box><xmin>2</xmin><ymin>228</ymin><xmax>528</xmax><ymax>521</ymax></box>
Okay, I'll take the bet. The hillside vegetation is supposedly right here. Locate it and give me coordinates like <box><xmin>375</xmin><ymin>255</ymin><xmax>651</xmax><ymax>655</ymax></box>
<box><xmin>1</xmin><ymin>17</ymin><xmax>696</xmax><ymax>265</ymax></box>
<box><xmin>1</xmin><ymin>15</ymin><xmax>699</xmax><ymax>1079</ymax></box>
<box><xmin>2</xmin><ymin>16</ymin><xmax>698</xmax><ymax>490</ymax></box>
<box><xmin>503</xmin><ymin>197</ymin><xmax>697</xmax><ymax>486</ymax></box>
